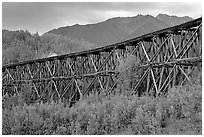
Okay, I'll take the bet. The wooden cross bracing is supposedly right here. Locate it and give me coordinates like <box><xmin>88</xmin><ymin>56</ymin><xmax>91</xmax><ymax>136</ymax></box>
<box><xmin>2</xmin><ymin>18</ymin><xmax>202</xmax><ymax>104</ymax></box>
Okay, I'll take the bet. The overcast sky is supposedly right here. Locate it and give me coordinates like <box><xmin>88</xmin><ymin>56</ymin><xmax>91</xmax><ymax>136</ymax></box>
<box><xmin>2</xmin><ymin>2</ymin><xmax>202</xmax><ymax>35</ymax></box>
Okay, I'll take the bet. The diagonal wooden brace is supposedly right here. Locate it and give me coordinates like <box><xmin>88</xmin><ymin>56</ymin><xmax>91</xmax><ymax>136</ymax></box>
<box><xmin>90</xmin><ymin>55</ymin><xmax>105</xmax><ymax>93</ymax></box>
<box><xmin>141</xmin><ymin>42</ymin><xmax>159</xmax><ymax>94</ymax></box>
<box><xmin>67</xmin><ymin>60</ymin><xmax>83</xmax><ymax>98</ymax></box>
<box><xmin>5</xmin><ymin>68</ymin><xmax>19</xmax><ymax>94</ymax></box>
<box><xmin>158</xmin><ymin>25</ymin><xmax>201</xmax><ymax>93</ymax></box>
<box><xmin>27</xmin><ymin>64</ymin><xmax>40</xmax><ymax>97</ymax></box>
<box><xmin>46</xmin><ymin>61</ymin><xmax>60</xmax><ymax>98</ymax></box>
<box><xmin>83</xmin><ymin>47</ymin><xmax>117</xmax><ymax>95</ymax></box>
<box><xmin>132</xmin><ymin>35</ymin><xmax>171</xmax><ymax>95</ymax></box>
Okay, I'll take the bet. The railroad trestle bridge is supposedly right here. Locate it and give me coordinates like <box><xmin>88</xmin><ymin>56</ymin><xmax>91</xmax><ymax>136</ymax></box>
<box><xmin>2</xmin><ymin>18</ymin><xmax>202</xmax><ymax>104</ymax></box>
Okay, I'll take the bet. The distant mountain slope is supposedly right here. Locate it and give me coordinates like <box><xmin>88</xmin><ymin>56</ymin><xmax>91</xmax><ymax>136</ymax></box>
<box><xmin>125</xmin><ymin>15</ymin><xmax>169</xmax><ymax>40</ymax></box>
<box><xmin>47</xmin><ymin>14</ymin><xmax>193</xmax><ymax>47</ymax></box>
<box><xmin>156</xmin><ymin>14</ymin><xmax>193</xmax><ymax>27</ymax></box>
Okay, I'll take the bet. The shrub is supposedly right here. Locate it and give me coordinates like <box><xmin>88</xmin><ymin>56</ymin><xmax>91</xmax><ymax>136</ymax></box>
<box><xmin>116</xmin><ymin>54</ymin><xmax>141</xmax><ymax>94</ymax></box>
<box><xmin>2</xmin><ymin>84</ymin><xmax>202</xmax><ymax>135</ymax></box>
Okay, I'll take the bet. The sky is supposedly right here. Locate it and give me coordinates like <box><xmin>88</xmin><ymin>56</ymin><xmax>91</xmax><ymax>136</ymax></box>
<box><xmin>2</xmin><ymin>2</ymin><xmax>202</xmax><ymax>35</ymax></box>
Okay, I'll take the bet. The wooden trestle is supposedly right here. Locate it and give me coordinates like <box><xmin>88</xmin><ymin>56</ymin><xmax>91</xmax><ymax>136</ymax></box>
<box><xmin>2</xmin><ymin>17</ymin><xmax>202</xmax><ymax>104</ymax></box>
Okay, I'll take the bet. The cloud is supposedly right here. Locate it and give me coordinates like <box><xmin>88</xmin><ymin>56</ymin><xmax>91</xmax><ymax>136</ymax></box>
<box><xmin>2</xmin><ymin>2</ymin><xmax>202</xmax><ymax>34</ymax></box>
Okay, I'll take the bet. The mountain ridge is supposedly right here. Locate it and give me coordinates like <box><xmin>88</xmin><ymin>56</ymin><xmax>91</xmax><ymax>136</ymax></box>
<box><xmin>47</xmin><ymin>14</ymin><xmax>193</xmax><ymax>47</ymax></box>
<box><xmin>156</xmin><ymin>14</ymin><xmax>193</xmax><ymax>27</ymax></box>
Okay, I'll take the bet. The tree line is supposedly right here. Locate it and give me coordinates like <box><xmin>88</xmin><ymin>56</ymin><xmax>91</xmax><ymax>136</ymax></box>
<box><xmin>2</xmin><ymin>29</ymin><xmax>97</xmax><ymax>65</ymax></box>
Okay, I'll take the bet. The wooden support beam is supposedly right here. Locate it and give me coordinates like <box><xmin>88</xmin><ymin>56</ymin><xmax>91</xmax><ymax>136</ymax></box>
<box><xmin>27</xmin><ymin>64</ymin><xmax>40</xmax><ymax>97</ymax></box>
<box><xmin>46</xmin><ymin>62</ymin><xmax>60</xmax><ymax>98</ymax></box>
<box><xmin>5</xmin><ymin>68</ymin><xmax>19</xmax><ymax>94</ymax></box>
<box><xmin>141</xmin><ymin>42</ymin><xmax>159</xmax><ymax>95</ymax></box>
<box><xmin>180</xmin><ymin>66</ymin><xmax>195</xmax><ymax>85</ymax></box>
<box><xmin>67</xmin><ymin>60</ymin><xmax>83</xmax><ymax>98</ymax></box>
<box><xmin>37</xmin><ymin>81</ymin><xmax>52</xmax><ymax>101</ymax></box>
<box><xmin>171</xmin><ymin>37</ymin><xmax>178</xmax><ymax>57</ymax></box>
<box><xmin>83</xmin><ymin>47</ymin><xmax>117</xmax><ymax>95</ymax></box>
<box><xmin>60</xmin><ymin>79</ymin><xmax>74</xmax><ymax>99</ymax></box>
<box><xmin>158</xmin><ymin>25</ymin><xmax>201</xmax><ymax>93</ymax></box>
<box><xmin>132</xmin><ymin>67</ymin><xmax>150</xmax><ymax>94</ymax></box>
<box><xmin>178</xmin><ymin>66</ymin><xmax>193</xmax><ymax>85</ymax></box>
<box><xmin>90</xmin><ymin>55</ymin><xmax>105</xmax><ymax>93</ymax></box>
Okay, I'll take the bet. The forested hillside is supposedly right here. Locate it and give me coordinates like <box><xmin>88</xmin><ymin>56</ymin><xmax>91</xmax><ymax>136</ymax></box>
<box><xmin>2</xmin><ymin>29</ymin><xmax>97</xmax><ymax>65</ymax></box>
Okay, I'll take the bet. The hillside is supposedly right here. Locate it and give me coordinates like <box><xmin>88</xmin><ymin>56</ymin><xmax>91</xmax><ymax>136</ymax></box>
<box><xmin>2</xmin><ymin>30</ymin><xmax>97</xmax><ymax>65</ymax></box>
<box><xmin>48</xmin><ymin>14</ymin><xmax>193</xmax><ymax>47</ymax></box>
